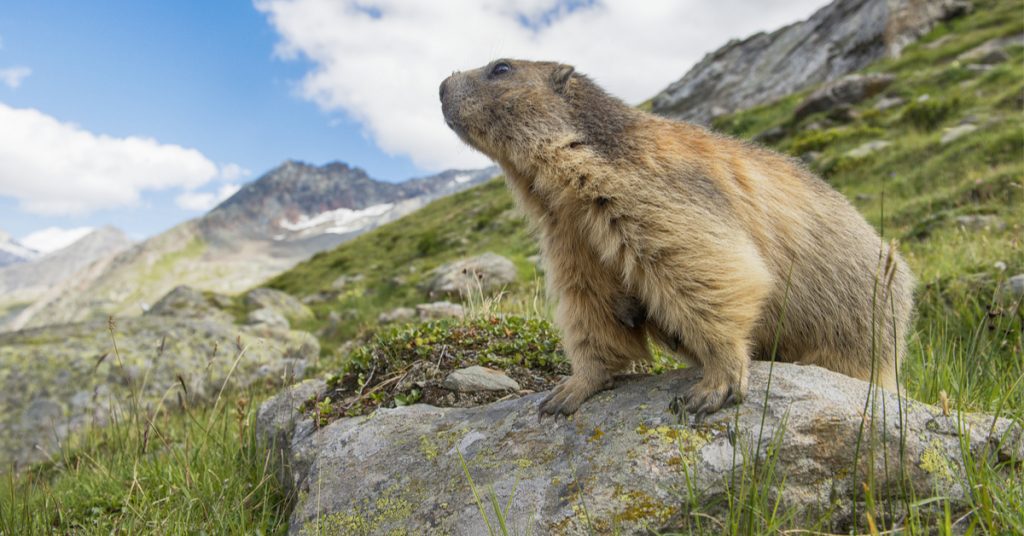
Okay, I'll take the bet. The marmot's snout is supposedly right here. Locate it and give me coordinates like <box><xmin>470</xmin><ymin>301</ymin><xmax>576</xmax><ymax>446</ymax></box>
<box><xmin>440</xmin><ymin>72</ymin><xmax>471</xmax><ymax>138</ymax></box>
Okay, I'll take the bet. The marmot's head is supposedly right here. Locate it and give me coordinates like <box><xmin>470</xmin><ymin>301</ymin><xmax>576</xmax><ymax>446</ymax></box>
<box><xmin>440</xmin><ymin>59</ymin><xmax>635</xmax><ymax>171</ymax></box>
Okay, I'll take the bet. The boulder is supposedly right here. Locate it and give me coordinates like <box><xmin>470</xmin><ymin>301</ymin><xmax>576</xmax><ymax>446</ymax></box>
<box><xmin>248</xmin><ymin>307</ymin><xmax>290</xmax><ymax>329</ymax></box>
<box><xmin>423</xmin><ymin>253</ymin><xmax>517</xmax><ymax>298</ymax></box>
<box><xmin>416</xmin><ymin>301</ymin><xmax>465</xmax><ymax>320</ymax></box>
<box><xmin>874</xmin><ymin>96</ymin><xmax>906</xmax><ymax>111</ymax></box>
<box><xmin>794</xmin><ymin>74</ymin><xmax>896</xmax><ymax>122</ymax></box>
<box><xmin>146</xmin><ymin>285</ymin><xmax>234</xmax><ymax>324</ymax></box>
<box><xmin>244</xmin><ymin>288</ymin><xmax>314</xmax><ymax>324</ymax></box>
<box><xmin>260</xmin><ymin>362</ymin><xmax>1021</xmax><ymax>534</ymax></box>
<box><xmin>0</xmin><ymin>316</ymin><xmax>319</xmax><ymax>471</ymax></box>
<box><xmin>651</xmin><ymin>0</ymin><xmax>968</xmax><ymax>124</ymax></box>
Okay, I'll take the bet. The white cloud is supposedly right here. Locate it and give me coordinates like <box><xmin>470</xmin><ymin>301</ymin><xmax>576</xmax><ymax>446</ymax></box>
<box><xmin>255</xmin><ymin>0</ymin><xmax>829</xmax><ymax>170</ymax></box>
<box><xmin>218</xmin><ymin>163</ymin><xmax>251</xmax><ymax>181</ymax></box>
<box><xmin>0</xmin><ymin>102</ymin><xmax>225</xmax><ymax>215</ymax></box>
<box><xmin>21</xmin><ymin>226</ymin><xmax>94</xmax><ymax>254</ymax></box>
<box><xmin>0</xmin><ymin>66</ymin><xmax>30</xmax><ymax>89</ymax></box>
<box><xmin>175</xmin><ymin>183</ymin><xmax>242</xmax><ymax>212</ymax></box>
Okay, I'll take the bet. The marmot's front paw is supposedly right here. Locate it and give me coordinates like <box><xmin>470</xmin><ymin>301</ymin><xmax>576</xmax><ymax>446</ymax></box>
<box><xmin>672</xmin><ymin>377</ymin><xmax>744</xmax><ymax>421</ymax></box>
<box><xmin>538</xmin><ymin>375</ymin><xmax>609</xmax><ymax>417</ymax></box>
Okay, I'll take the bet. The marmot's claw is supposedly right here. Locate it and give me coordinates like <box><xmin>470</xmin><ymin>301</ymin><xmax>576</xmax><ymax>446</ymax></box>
<box><xmin>674</xmin><ymin>379</ymin><xmax>743</xmax><ymax>420</ymax></box>
<box><xmin>538</xmin><ymin>376</ymin><xmax>604</xmax><ymax>417</ymax></box>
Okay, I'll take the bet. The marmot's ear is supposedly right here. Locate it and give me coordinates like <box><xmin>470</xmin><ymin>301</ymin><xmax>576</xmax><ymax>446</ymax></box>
<box><xmin>552</xmin><ymin>64</ymin><xmax>575</xmax><ymax>93</ymax></box>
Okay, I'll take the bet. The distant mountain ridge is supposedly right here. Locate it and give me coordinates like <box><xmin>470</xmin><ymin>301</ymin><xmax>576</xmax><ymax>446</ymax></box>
<box><xmin>0</xmin><ymin>230</ymin><xmax>38</xmax><ymax>268</ymax></box>
<box><xmin>3</xmin><ymin>162</ymin><xmax>499</xmax><ymax>331</ymax></box>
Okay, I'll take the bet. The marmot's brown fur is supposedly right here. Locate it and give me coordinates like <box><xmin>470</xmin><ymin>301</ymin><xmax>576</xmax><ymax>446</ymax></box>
<box><xmin>440</xmin><ymin>59</ymin><xmax>915</xmax><ymax>417</ymax></box>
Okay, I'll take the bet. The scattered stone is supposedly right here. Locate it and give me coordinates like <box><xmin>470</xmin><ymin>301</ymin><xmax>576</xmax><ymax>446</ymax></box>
<box><xmin>957</xmin><ymin>33</ymin><xmax>1024</xmax><ymax>64</ymax></box>
<box><xmin>954</xmin><ymin>214</ymin><xmax>1006</xmax><ymax>231</ymax></box>
<box><xmin>378</xmin><ymin>307</ymin><xmax>416</xmax><ymax>324</ymax></box>
<box><xmin>802</xmin><ymin>121</ymin><xmax>826</xmax><ymax>132</ymax></box>
<box><xmin>247</xmin><ymin>307</ymin><xmax>290</xmax><ymax>329</ymax></box>
<box><xmin>917</xmin><ymin>94</ymin><xmax>931</xmax><ymax>102</ymax></box>
<box><xmin>330</xmin><ymin>274</ymin><xmax>364</xmax><ymax>291</ymax></box>
<box><xmin>845</xmin><ymin>140</ymin><xmax>892</xmax><ymax>158</ymax></box>
<box><xmin>416</xmin><ymin>301</ymin><xmax>465</xmax><ymax>320</ymax></box>
<box><xmin>442</xmin><ymin>366</ymin><xmax>521</xmax><ymax>392</ymax></box>
<box><xmin>940</xmin><ymin>123</ymin><xmax>978</xmax><ymax>144</ymax></box>
<box><xmin>261</xmin><ymin>363</ymin><xmax>1022</xmax><ymax>534</ymax></box>
<box><xmin>855</xmin><ymin>193</ymin><xmax>874</xmax><ymax>202</ymax></box>
<box><xmin>301</xmin><ymin>291</ymin><xmax>338</xmax><ymax>305</ymax></box>
<box><xmin>994</xmin><ymin>261</ymin><xmax>1007</xmax><ymax>272</ymax></box>
<box><xmin>243</xmin><ymin>288</ymin><xmax>313</xmax><ymax>324</ymax></box>
<box><xmin>794</xmin><ymin>73</ymin><xmax>896</xmax><ymax>121</ymax></box>
<box><xmin>874</xmin><ymin>96</ymin><xmax>906</xmax><ymax>111</ymax></box>
<box><xmin>424</xmin><ymin>253</ymin><xmax>518</xmax><ymax>298</ymax></box>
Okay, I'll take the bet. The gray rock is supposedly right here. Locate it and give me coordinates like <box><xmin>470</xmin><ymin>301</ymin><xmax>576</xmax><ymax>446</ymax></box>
<box><xmin>244</xmin><ymin>288</ymin><xmax>313</xmax><ymax>324</ymax></box>
<box><xmin>248</xmin><ymin>307</ymin><xmax>290</xmax><ymax>329</ymax></box>
<box><xmin>845</xmin><ymin>140</ymin><xmax>892</xmax><ymax>158</ymax></box>
<box><xmin>940</xmin><ymin>123</ymin><xmax>978</xmax><ymax>144</ymax></box>
<box><xmin>442</xmin><ymin>366</ymin><xmax>520</xmax><ymax>392</ymax></box>
<box><xmin>999</xmin><ymin>274</ymin><xmax>1024</xmax><ymax>299</ymax></box>
<box><xmin>256</xmin><ymin>379</ymin><xmax>326</xmax><ymax>493</ymax></box>
<box><xmin>416</xmin><ymin>301</ymin><xmax>465</xmax><ymax>320</ymax></box>
<box><xmin>378</xmin><ymin>307</ymin><xmax>416</xmax><ymax>324</ymax></box>
<box><xmin>957</xmin><ymin>32</ymin><xmax>1024</xmax><ymax>64</ymax></box>
<box><xmin>1</xmin><ymin>315</ymin><xmax>319</xmax><ymax>471</ymax></box>
<box><xmin>794</xmin><ymin>74</ymin><xmax>896</xmax><ymax>122</ymax></box>
<box><xmin>261</xmin><ymin>362</ymin><xmax>1021</xmax><ymax>534</ymax></box>
<box><xmin>330</xmin><ymin>274</ymin><xmax>364</xmax><ymax>291</ymax></box>
<box><xmin>874</xmin><ymin>96</ymin><xmax>906</xmax><ymax>111</ymax></box>
<box><xmin>146</xmin><ymin>285</ymin><xmax>234</xmax><ymax>324</ymax></box>
<box><xmin>651</xmin><ymin>0</ymin><xmax>968</xmax><ymax>124</ymax></box>
<box><xmin>954</xmin><ymin>214</ymin><xmax>1005</xmax><ymax>231</ymax></box>
<box><xmin>424</xmin><ymin>253</ymin><xmax>518</xmax><ymax>298</ymax></box>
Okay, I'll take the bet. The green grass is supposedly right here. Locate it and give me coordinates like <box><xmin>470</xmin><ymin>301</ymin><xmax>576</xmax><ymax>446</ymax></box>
<box><xmin>0</xmin><ymin>333</ymin><xmax>291</xmax><ymax>535</ymax></box>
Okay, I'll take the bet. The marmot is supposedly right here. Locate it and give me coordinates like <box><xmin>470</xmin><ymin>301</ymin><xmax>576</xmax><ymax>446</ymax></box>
<box><xmin>440</xmin><ymin>59</ymin><xmax>915</xmax><ymax>418</ymax></box>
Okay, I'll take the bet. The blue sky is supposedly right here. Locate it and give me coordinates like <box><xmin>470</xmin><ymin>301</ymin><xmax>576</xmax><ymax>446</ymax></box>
<box><xmin>0</xmin><ymin>1</ymin><xmax>421</xmax><ymax>242</ymax></box>
<box><xmin>0</xmin><ymin>1</ymin><xmax>829</xmax><ymax>248</ymax></box>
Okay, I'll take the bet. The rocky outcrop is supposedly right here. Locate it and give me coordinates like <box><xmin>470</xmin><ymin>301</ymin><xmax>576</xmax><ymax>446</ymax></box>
<box><xmin>651</xmin><ymin>0</ymin><xmax>970</xmax><ymax>124</ymax></box>
<box><xmin>1</xmin><ymin>315</ymin><xmax>319</xmax><ymax>472</ymax></box>
<box><xmin>146</xmin><ymin>285</ymin><xmax>235</xmax><ymax>324</ymax></box>
<box><xmin>793</xmin><ymin>73</ymin><xmax>896</xmax><ymax>121</ymax></box>
<box><xmin>244</xmin><ymin>287</ymin><xmax>314</xmax><ymax>325</ymax></box>
<box><xmin>424</xmin><ymin>253</ymin><xmax>518</xmax><ymax>299</ymax></box>
<box><xmin>259</xmin><ymin>363</ymin><xmax>1021</xmax><ymax>534</ymax></box>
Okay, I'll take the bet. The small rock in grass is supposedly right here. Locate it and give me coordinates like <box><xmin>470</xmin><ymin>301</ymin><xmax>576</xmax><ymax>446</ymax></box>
<box><xmin>954</xmin><ymin>214</ymin><xmax>1005</xmax><ymax>231</ymax></box>
<box><xmin>248</xmin><ymin>307</ymin><xmax>289</xmax><ymax>329</ymax></box>
<box><xmin>845</xmin><ymin>140</ymin><xmax>891</xmax><ymax>158</ymax></box>
<box><xmin>940</xmin><ymin>123</ymin><xmax>977</xmax><ymax>145</ymax></box>
<box><xmin>443</xmin><ymin>366</ymin><xmax>520</xmax><ymax>392</ymax></box>
<box><xmin>378</xmin><ymin>307</ymin><xmax>416</xmax><ymax>324</ymax></box>
<box><xmin>416</xmin><ymin>301</ymin><xmax>465</xmax><ymax>320</ymax></box>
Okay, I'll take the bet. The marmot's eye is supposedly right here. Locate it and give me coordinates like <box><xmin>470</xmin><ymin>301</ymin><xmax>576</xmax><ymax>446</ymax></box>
<box><xmin>491</xmin><ymin>62</ymin><xmax>511</xmax><ymax>76</ymax></box>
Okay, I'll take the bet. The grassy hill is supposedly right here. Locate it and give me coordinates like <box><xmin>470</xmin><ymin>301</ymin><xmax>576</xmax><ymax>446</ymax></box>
<box><xmin>3</xmin><ymin>0</ymin><xmax>1021</xmax><ymax>532</ymax></box>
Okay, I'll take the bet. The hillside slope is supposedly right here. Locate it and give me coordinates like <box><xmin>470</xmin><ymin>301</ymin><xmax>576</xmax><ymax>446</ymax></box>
<box><xmin>8</xmin><ymin>162</ymin><xmax>496</xmax><ymax>330</ymax></box>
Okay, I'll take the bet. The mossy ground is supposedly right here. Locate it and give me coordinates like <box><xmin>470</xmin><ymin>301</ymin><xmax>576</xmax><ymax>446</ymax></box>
<box><xmin>2</xmin><ymin>0</ymin><xmax>1022</xmax><ymax>533</ymax></box>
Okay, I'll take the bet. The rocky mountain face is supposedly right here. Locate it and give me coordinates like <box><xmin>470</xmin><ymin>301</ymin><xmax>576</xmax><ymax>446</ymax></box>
<box><xmin>200</xmin><ymin>161</ymin><xmax>497</xmax><ymax>253</ymax></box>
<box><xmin>0</xmin><ymin>230</ymin><xmax>38</xmax><ymax>268</ymax></box>
<box><xmin>651</xmin><ymin>0</ymin><xmax>971</xmax><ymax>124</ymax></box>
<box><xmin>3</xmin><ymin>162</ymin><xmax>498</xmax><ymax>331</ymax></box>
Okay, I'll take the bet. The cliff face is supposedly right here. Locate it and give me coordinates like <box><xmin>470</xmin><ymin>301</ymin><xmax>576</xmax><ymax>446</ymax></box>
<box><xmin>651</xmin><ymin>0</ymin><xmax>970</xmax><ymax>124</ymax></box>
